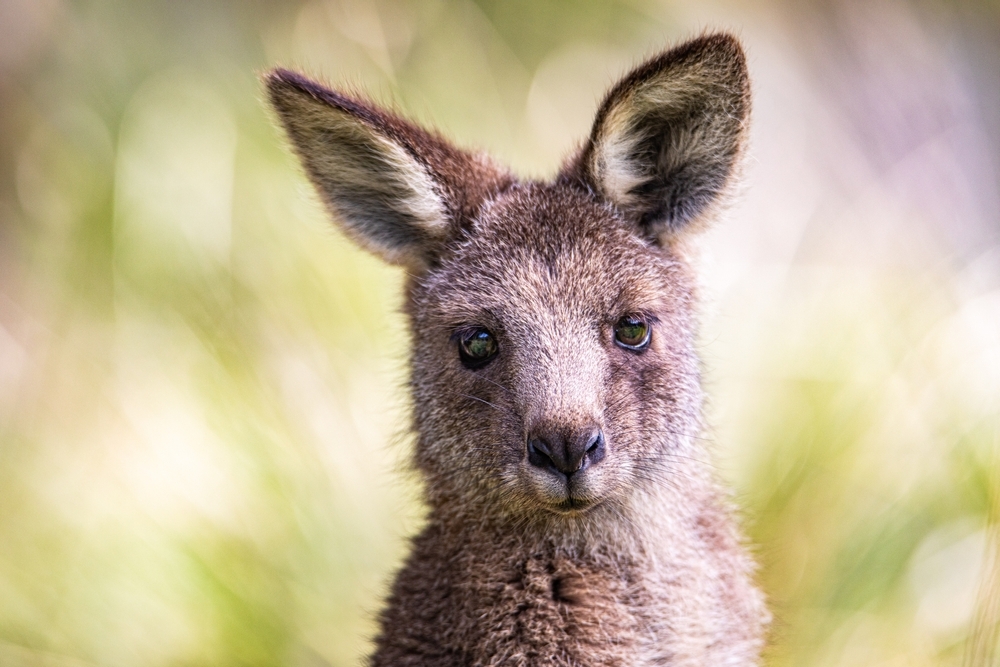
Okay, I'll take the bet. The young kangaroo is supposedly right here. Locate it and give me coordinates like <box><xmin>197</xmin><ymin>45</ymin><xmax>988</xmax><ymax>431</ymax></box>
<box><xmin>267</xmin><ymin>33</ymin><xmax>767</xmax><ymax>666</ymax></box>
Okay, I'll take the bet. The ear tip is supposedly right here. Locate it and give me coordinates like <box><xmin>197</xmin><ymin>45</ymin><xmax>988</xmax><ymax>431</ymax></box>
<box><xmin>264</xmin><ymin>67</ymin><xmax>300</xmax><ymax>94</ymax></box>
<box><xmin>683</xmin><ymin>31</ymin><xmax>745</xmax><ymax>55</ymax></box>
<box><xmin>702</xmin><ymin>32</ymin><xmax>749</xmax><ymax>71</ymax></box>
<box><xmin>603</xmin><ymin>33</ymin><xmax>748</xmax><ymax>111</ymax></box>
<box><xmin>265</xmin><ymin>68</ymin><xmax>322</xmax><ymax>103</ymax></box>
<box><xmin>660</xmin><ymin>32</ymin><xmax>748</xmax><ymax>74</ymax></box>
<box><xmin>264</xmin><ymin>69</ymin><xmax>382</xmax><ymax>125</ymax></box>
<box><xmin>698</xmin><ymin>31</ymin><xmax>745</xmax><ymax>51</ymax></box>
<box><xmin>264</xmin><ymin>69</ymin><xmax>312</xmax><ymax>116</ymax></box>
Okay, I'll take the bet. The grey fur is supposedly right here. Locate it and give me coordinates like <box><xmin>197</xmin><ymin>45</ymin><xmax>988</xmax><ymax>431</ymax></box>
<box><xmin>267</xmin><ymin>32</ymin><xmax>767</xmax><ymax>666</ymax></box>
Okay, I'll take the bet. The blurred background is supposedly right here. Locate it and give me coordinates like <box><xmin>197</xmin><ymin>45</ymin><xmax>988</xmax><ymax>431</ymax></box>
<box><xmin>1</xmin><ymin>0</ymin><xmax>998</xmax><ymax>665</ymax></box>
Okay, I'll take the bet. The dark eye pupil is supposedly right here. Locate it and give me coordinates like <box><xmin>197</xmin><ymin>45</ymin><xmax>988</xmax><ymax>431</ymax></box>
<box><xmin>465</xmin><ymin>331</ymin><xmax>494</xmax><ymax>358</ymax></box>
<box><xmin>458</xmin><ymin>328</ymin><xmax>498</xmax><ymax>368</ymax></box>
<box><xmin>615</xmin><ymin>316</ymin><xmax>650</xmax><ymax>349</ymax></box>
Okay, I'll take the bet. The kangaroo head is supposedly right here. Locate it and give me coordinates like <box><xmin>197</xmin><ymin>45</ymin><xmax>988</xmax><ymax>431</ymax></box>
<box><xmin>267</xmin><ymin>34</ymin><xmax>749</xmax><ymax>523</ymax></box>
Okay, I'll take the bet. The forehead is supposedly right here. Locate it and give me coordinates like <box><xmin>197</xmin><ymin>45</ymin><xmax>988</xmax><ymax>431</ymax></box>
<box><xmin>421</xmin><ymin>183</ymin><xmax>678</xmax><ymax>323</ymax></box>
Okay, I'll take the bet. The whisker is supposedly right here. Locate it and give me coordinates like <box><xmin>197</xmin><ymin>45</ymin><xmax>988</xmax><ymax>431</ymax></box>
<box><xmin>474</xmin><ymin>374</ymin><xmax>514</xmax><ymax>396</ymax></box>
<box><xmin>453</xmin><ymin>392</ymin><xmax>514</xmax><ymax>416</ymax></box>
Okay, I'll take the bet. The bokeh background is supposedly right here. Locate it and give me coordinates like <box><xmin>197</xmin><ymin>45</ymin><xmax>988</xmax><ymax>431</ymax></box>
<box><xmin>1</xmin><ymin>0</ymin><xmax>998</xmax><ymax>665</ymax></box>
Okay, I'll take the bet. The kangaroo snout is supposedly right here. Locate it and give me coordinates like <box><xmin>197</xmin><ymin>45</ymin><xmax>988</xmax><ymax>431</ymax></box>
<box><xmin>527</xmin><ymin>424</ymin><xmax>606</xmax><ymax>477</ymax></box>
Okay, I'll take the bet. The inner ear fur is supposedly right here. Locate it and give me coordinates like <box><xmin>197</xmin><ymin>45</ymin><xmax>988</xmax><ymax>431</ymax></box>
<box><xmin>266</xmin><ymin>69</ymin><xmax>512</xmax><ymax>269</ymax></box>
<box><xmin>563</xmin><ymin>33</ymin><xmax>751</xmax><ymax>243</ymax></box>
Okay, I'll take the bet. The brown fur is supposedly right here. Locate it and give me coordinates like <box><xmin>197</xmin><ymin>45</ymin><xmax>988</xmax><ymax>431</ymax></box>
<box><xmin>266</xmin><ymin>33</ymin><xmax>768</xmax><ymax>666</ymax></box>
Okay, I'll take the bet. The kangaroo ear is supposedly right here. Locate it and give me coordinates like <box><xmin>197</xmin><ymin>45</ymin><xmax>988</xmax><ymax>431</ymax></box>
<box><xmin>266</xmin><ymin>69</ymin><xmax>510</xmax><ymax>269</ymax></box>
<box><xmin>564</xmin><ymin>34</ymin><xmax>750</xmax><ymax>242</ymax></box>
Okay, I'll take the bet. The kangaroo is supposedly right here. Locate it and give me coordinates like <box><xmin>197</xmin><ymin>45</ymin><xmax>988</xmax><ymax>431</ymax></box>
<box><xmin>267</xmin><ymin>33</ymin><xmax>768</xmax><ymax>666</ymax></box>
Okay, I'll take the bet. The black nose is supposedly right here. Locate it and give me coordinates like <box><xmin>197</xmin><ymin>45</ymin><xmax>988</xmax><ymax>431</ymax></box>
<box><xmin>527</xmin><ymin>426</ymin><xmax>606</xmax><ymax>477</ymax></box>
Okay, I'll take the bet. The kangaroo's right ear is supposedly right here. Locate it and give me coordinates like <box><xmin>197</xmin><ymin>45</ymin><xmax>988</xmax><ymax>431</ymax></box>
<box><xmin>266</xmin><ymin>69</ymin><xmax>510</xmax><ymax>270</ymax></box>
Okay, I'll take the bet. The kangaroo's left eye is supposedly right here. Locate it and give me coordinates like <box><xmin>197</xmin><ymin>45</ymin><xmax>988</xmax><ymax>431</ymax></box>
<box><xmin>614</xmin><ymin>315</ymin><xmax>651</xmax><ymax>350</ymax></box>
<box><xmin>457</xmin><ymin>328</ymin><xmax>498</xmax><ymax>369</ymax></box>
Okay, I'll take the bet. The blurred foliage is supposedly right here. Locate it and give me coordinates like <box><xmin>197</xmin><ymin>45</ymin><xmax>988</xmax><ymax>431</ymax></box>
<box><xmin>0</xmin><ymin>0</ymin><xmax>998</xmax><ymax>666</ymax></box>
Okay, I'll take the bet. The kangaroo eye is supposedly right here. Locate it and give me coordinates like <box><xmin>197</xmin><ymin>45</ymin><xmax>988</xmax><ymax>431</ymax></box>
<box><xmin>457</xmin><ymin>328</ymin><xmax>498</xmax><ymax>369</ymax></box>
<box><xmin>614</xmin><ymin>315</ymin><xmax>651</xmax><ymax>350</ymax></box>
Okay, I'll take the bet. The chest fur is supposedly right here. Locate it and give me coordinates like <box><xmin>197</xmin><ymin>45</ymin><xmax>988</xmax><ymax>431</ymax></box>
<box><xmin>374</xmin><ymin>530</ymin><xmax>698</xmax><ymax>667</ymax></box>
<box><xmin>469</xmin><ymin>551</ymin><xmax>653</xmax><ymax>665</ymax></box>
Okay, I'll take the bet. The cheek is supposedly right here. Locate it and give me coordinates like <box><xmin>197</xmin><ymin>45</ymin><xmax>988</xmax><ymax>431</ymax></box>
<box><xmin>411</xmin><ymin>345</ymin><xmax>524</xmax><ymax>468</ymax></box>
<box><xmin>603</xmin><ymin>349</ymin><xmax>685</xmax><ymax>457</ymax></box>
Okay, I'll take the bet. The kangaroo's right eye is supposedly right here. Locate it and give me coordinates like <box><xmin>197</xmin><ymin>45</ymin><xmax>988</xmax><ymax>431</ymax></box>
<box><xmin>456</xmin><ymin>328</ymin><xmax>498</xmax><ymax>369</ymax></box>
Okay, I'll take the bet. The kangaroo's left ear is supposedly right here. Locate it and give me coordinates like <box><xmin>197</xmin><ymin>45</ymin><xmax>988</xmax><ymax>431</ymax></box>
<box><xmin>562</xmin><ymin>33</ymin><xmax>751</xmax><ymax>243</ymax></box>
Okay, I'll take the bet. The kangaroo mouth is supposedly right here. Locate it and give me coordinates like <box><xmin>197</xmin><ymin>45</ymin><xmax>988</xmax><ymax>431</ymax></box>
<box><xmin>552</xmin><ymin>496</ymin><xmax>600</xmax><ymax>514</ymax></box>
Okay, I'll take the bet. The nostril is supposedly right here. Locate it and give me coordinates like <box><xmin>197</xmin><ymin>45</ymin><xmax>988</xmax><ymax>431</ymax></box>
<box><xmin>584</xmin><ymin>429</ymin><xmax>606</xmax><ymax>468</ymax></box>
<box><xmin>527</xmin><ymin>438</ymin><xmax>556</xmax><ymax>471</ymax></box>
<box><xmin>585</xmin><ymin>431</ymin><xmax>602</xmax><ymax>453</ymax></box>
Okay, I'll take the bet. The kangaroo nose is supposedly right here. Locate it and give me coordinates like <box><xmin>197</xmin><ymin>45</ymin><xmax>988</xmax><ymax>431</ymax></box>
<box><xmin>527</xmin><ymin>426</ymin><xmax>606</xmax><ymax>477</ymax></box>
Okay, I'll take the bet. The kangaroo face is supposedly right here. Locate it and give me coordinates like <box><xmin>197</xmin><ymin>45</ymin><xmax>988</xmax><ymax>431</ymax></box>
<box><xmin>411</xmin><ymin>184</ymin><xmax>700</xmax><ymax>516</ymax></box>
<box><xmin>267</xmin><ymin>33</ymin><xmax>750</xmax><ymax>521</ymax></box>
